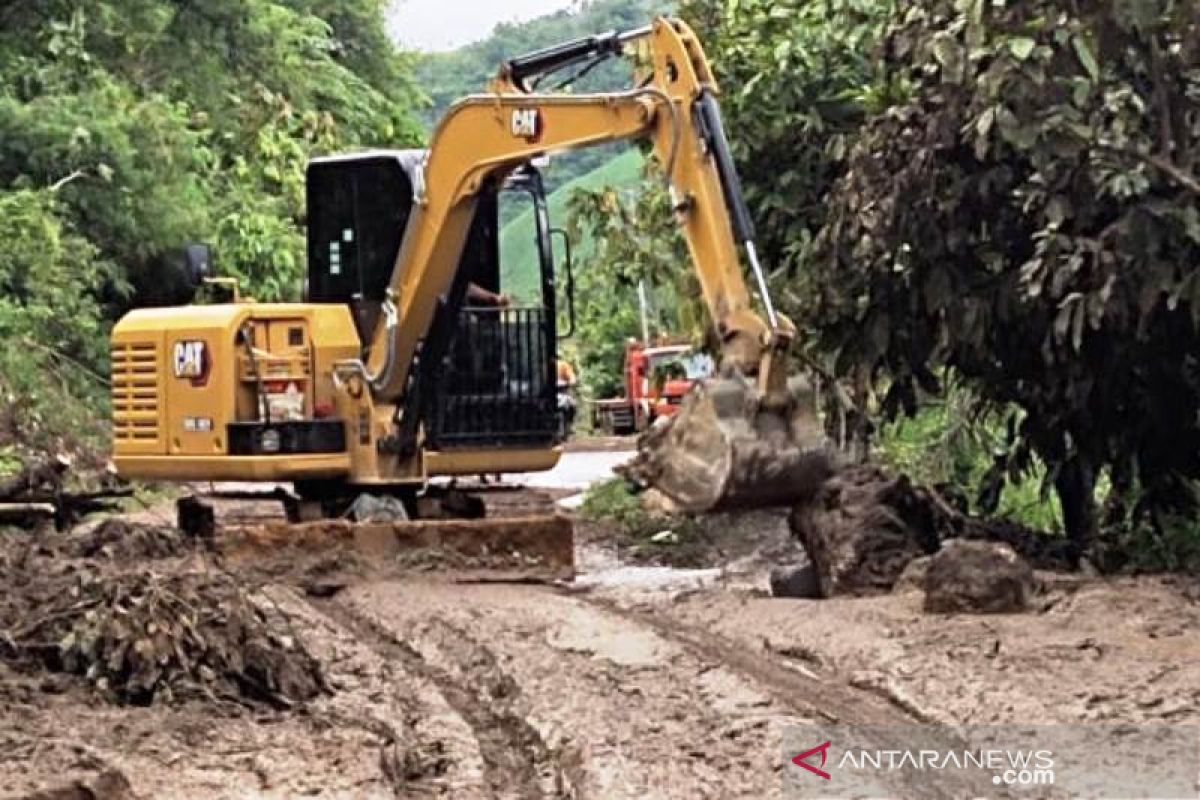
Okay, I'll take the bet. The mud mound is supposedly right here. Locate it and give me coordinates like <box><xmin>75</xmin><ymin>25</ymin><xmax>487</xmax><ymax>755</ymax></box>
<box><xmin>790</xmin><ymin>466</ymin><xmax>942</xmax><ymax>596</ymax></box>
<box><xmin>923</xmin><ymin>540</ymin><xmax>1034</xmax><ymax>613</ymax></box>
<box><xmin>0</xmin><ymin>561</ymin><xmax>326</xmax><ymax>707</ymax></box>
<box><xmin>19</xmin><ymin>769</ymin><xmax>137</xmax><ymax>800</ymax></box>
<box><xmin>790</xmin><ymin>465</ymin><xmax>1073</xmax><ymax>597</ymax></box>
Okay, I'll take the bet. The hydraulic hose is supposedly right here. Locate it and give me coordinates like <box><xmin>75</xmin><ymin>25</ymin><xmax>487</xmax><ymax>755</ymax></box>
<box><xmin>332</xmin><ymin>293</ymin><xmax>399</xmax><ymax>396</ymax></box>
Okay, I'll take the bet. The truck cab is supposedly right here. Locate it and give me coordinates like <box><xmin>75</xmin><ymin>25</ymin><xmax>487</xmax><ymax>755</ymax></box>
<box><xmin>592</xmin><ymin>340</ymin><xmax>713</xmax><ymax>435</ymax></box>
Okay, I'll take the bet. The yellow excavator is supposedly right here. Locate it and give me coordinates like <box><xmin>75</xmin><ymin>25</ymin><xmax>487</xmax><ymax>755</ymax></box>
<box><xmin>110</xmin><ymin>17</ymin><xmax>830</xmax><ymax>560</ymax></box>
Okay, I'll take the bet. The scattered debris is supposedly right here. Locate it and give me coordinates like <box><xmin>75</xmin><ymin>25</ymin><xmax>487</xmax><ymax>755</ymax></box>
<box><xmin>70</xmin><ymin>518</ymin><xmax>197</xmax><ymax>560</ymax></box>
<box><xmin>18</xmin><ymin>768</ymin><xmax>139</xmax><ymax>800</ymax></box>
<box><xmin>789</xmin><ymin>464</ymin><xmax>1077</xmax><ymax>598</ymax></box>
<box><xmin>923</xmin><ymin>540</ymin><xmax>1034</xmax><ymax>614</ymax></box>
<box><xmin>0</xmin><ymin>558</ymin><xmax>326</xmax><ymax>707</ymax></box>
<box><xmin>0</xmin><ymin>455</ymin><xmax>72</xmax><ymax>499</ymax></box>
<box><xmin>0</xmin><ymin>502</ymin><xmax>56</xmax><ymax>528</ymax></box>
<box><xmin>892</xmin><ymin>555</ymin><xmax>933</xmax><ymax>595</ymax></box>
<box><xmin>0</xmin><ymin>456</ymin><xmax>130</xmax><ymax>530</ymax></box>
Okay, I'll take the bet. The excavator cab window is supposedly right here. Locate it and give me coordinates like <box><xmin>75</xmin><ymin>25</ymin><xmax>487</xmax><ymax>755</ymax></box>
<box><xmin>424</xmin><ymin>166</ymin><xmax>563</xmax><ymax>448</ymax></box>
<box><xmin>305</xmin><ymin>152</ymin><xmax>419</xmax><ymax>340</ymax></box>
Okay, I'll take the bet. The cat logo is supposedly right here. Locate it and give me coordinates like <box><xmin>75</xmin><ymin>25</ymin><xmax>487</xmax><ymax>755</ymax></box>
<box><xmin>172</xmin><ymin>340</ymin><xmax>210</xmax><ymax>387</ymax></box>
<box><xmin>510</xmin><ymin>108</ymin><xmax>543</xmax><ymax>142</ymax></box>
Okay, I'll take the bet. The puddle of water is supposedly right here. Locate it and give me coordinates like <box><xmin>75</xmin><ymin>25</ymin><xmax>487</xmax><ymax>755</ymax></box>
<box><xmin>546</xmin><ymin>621</ymin><xmax>673</xmax><ymax>667</ymax></box>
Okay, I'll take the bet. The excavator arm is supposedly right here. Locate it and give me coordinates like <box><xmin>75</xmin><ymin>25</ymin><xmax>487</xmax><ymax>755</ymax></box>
<box><xmin>364</xmin><ymin>17</ymin><xmax>793</xmax><ymax>407</ymax></box>
<box><xmin>355</xmin><ymin>17</ymin><xmax>829</xmax><ymax>511</ymax></box>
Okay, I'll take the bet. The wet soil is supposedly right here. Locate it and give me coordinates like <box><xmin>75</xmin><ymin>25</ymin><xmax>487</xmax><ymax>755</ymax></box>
<box><xmin>3</xmin><ymin>484</ymin><xmax>1197</xmax><ymax>799</ymax></box>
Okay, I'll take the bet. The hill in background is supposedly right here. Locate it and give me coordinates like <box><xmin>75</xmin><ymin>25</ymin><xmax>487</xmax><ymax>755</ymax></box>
<box><xmin>500</xmin><ymin>149</ymin><xmax>643</xmax><ymax>302</ymax></box>
<box><xmin>401</xmin><ymin>0</ymin><xmax>669</xmax><ymax>196</ymax></box>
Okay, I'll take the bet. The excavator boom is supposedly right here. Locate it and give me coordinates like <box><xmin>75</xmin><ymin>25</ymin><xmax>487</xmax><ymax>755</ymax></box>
<box><xmin>362</xmin><ymin>19</ymin><xmax>785</xmax><ymax>401</ymax></box>
<box><xmin>346</xmin><ymin>16</ymin><xmax>829</xmax><ymax>511</ymax></box>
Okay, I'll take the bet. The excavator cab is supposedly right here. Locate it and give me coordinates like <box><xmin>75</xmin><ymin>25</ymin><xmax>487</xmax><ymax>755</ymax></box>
<box><xmin>305</xmin><ymin>152</ymin><xmax>566</xmax><ymax>451</ymax></box>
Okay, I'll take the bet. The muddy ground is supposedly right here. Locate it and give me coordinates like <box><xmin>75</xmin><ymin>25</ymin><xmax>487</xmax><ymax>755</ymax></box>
<box><xmin>2</xmin><ymin>480</ymin><xmax>1198</xmax><ymax>799</ymax></box>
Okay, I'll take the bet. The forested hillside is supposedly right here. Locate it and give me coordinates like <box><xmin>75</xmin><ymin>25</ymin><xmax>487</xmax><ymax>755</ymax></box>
<box><xmin>412</xmin><ymin>0</ymin><xmax>666</xmax><ymax>120</ymax></box>
<box><xmin>0</xmin><ymin>1</ymin><xmax>422</xmax><ymax>457</ymax></box>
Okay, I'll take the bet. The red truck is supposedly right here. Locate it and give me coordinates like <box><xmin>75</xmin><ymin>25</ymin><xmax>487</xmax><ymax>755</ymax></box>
<box><xmin>591</xmin><ymin>340</ymin><xmax>713</xmax><ymax>435</ymax></box>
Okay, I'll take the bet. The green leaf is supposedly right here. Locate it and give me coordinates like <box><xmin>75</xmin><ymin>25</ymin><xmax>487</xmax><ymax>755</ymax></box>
<box><xmin>1072</xmin><ymin>36</ymin><xmax>1099</xmax><ymax>82</ymax></box>
<box><xmin>931</xmin><ymin>33</ymin><xmax>965</xmax><ymax>83</ymax></box>
<box><xmin>1007</xmin><ymin>37</ymin><xmax>1036</xmax><ymax>61</ymax></box>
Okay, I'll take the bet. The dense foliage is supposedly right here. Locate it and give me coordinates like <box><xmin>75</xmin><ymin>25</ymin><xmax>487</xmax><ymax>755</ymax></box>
<box><xmin>564</xmin><ymin>160</ymin><xmax>693</xmax><ymax>399</ymax></box>
<box><xmin>813</xmin><ymin>0</ymin><xmax>1200</xmax><ymax>545</ymax></box>
<box><xmin>564</xmin><ymin>0</ymin><xmax>1200</xmax><ymax>558</ymax></box>
<box><xmin>680</xmin><ymin>0</ymin><xmax>892</xmax><ymax>281</ymax></box>
<box><xmin>0</xmin><ymin>0</ymin><xmax>422</xmax><ymax>456</ymax></box>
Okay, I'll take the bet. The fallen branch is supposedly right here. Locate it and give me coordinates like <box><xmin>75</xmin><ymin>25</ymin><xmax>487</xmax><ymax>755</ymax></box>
<box><xmin>0</xmin><ymin>457</ymin><xmax>131</xmax><ymax>530</ymax></box>
<box><xmin>0</xmin><ymin>503</ymin><xmax>56</xmax><ymax>522</ymax></box>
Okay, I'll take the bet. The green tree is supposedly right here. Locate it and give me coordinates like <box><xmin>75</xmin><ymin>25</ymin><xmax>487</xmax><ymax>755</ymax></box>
<box><xmin>812</xmin><ymin>0</ymin><xmax>1200</xmax><ymax>548</ymax></box>
<box><xmin>565</xmin><ymin>164</ymin><xmax>692</xmax><ymax>398</ymax></box>
<box><xmin>0</xmin><ymin>188</ymin><xmax>116</xmax><ymax>454</ymax></box>
<box><xmin>0</xmin><ymin>0</ymin><xmax>423</xmax><ymax>458</ymax></box>
<box><xmin>679</xmin><ymin>0</ymin><xmax>892</xmax><ymax>281</ymax></box>
<box><xmin>413</xmin><ymin>0</ymin><xmax>670</xmax><ymax>192</ymax></box>
<box><xmin>0</xmin><ymin>0</ymin><xmax>422</xmax><ymax>303</ymax></box>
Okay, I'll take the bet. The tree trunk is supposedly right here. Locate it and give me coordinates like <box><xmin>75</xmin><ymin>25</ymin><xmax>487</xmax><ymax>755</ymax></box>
<box><xmin>1054</xmin><ymin>458</ymin><xmax>1098</xmax><ymax>559</ymax></box>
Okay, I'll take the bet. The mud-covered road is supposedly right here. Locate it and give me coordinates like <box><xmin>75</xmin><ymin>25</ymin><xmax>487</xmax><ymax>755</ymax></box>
<box><xmin>3</xmin><ymin>450</ymin><xmax>1199</xmax><ymax>799</ymax></box>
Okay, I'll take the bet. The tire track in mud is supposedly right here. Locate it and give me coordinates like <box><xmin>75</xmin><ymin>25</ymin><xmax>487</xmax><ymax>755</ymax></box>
<box><xmin>308</xmin><ymin>595</ymin><xmax>565</xmax><ymax>799</ymax></box>
<box><xmin>414</xmin><ymin>617</ymin><xmax>582</xmax><ymax>797</ymax></box>
<box><xmin>582</xmin><ymin>595</ymin><xmax>922</xmax><ymax>726</ymax></box>
<box><xmin>344</xmin><ymin>580</ymin><xmax>798</xmax><ymax>799</ymax></box>
<box><xmin>578</xmin><ymin>594</ymin><xmax>976</xmax><ymax>800</ymax></box>
<box><xmin>317</xmin><ymin>577</ymin><xmax>969</xmax><ymax>799</ymax></box>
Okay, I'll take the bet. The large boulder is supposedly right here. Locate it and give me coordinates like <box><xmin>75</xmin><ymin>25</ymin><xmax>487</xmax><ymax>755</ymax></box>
<box><xmin>923</xmin><ymin>539</ymin><xmax>1034</xmax><ymax>613</ymax></box>
<box><xmin>789</xmin><ymin>466</ymin><xmax>942</xmax><ymax>597</ymax></box>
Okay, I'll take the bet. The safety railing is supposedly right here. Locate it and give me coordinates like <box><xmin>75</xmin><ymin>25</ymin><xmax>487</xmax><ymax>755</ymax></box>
<box><xmin>424</xmin><ymin>306</ymin><xmax>559</xmax><ymax>449</ymax></box>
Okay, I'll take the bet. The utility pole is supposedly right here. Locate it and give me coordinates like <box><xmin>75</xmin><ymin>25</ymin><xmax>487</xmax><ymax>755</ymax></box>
<box><xmin>637</xmin><ymin>280</ymin><xmax>651</xmax><ymax>344</ymax></box>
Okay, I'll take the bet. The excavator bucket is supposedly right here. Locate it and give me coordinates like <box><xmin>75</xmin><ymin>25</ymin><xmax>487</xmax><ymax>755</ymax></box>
<box><xmin>619</xmin><ymin>372</ymin><xmax>836</xmax><ymax>512</ymax></box>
